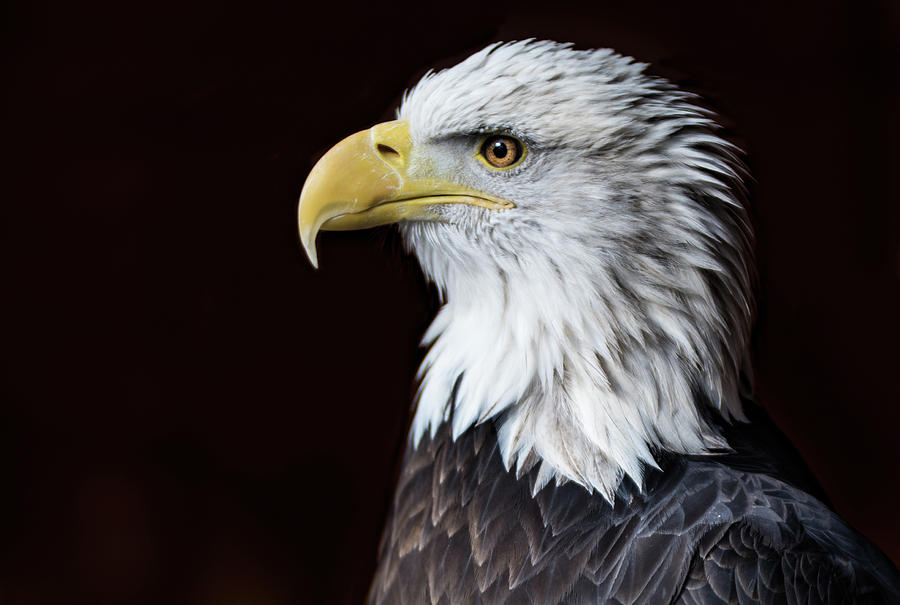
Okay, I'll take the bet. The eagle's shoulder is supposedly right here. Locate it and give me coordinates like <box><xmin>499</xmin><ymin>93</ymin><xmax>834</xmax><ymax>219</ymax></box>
<box><xmin>368</xmin><ymin>421</ymin><xmax>900</xmax><ymax>605</ymax></box>
<box><xmin>672</xmin><ymin>460</ymin><xmax>900</xmax><ymax>604</ymax></box>
<box><xmin>679</xmin><ymin>518</ymin><xmax>893</xmax><ymax>604</ymax></box>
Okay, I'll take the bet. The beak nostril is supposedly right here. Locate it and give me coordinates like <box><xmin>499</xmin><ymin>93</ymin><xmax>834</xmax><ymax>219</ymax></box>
<box><xmin>377</xmin><ymin>144</ymin><xmax>402</xmax><ymax>163</ymax></box>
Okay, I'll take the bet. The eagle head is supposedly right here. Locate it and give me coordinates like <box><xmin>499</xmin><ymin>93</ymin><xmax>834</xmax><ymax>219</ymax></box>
<box><xmin>298</xmin><ymin>41</ymin><xmax>754</xmax><ymax>499</ymax></box>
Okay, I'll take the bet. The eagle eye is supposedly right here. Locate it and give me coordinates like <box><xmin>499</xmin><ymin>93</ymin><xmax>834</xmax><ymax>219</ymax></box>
<box><xmin>480</xmin><ymin>135</ymin><xmax>524</xmax><ymax>169</ymax></box>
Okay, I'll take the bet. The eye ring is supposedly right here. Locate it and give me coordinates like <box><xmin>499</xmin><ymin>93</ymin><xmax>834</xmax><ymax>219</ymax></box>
<box><xmin>479</xmin><ymin>135</ymin><xmax>525</xmax><ymax>169</ymax></box>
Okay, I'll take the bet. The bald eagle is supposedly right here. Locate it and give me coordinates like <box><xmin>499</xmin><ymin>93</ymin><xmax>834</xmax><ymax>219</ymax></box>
<box><xmin>298</xmin><ymin>41</ymin><xmax>900</xmax><ymax>604</ymax></box>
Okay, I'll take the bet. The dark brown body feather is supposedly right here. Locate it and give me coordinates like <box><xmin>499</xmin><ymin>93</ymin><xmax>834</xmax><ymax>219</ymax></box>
<box><xmin>369</xmin><ymin>411</ymin><xmax>900</xmax><ymax>604</ymax></box>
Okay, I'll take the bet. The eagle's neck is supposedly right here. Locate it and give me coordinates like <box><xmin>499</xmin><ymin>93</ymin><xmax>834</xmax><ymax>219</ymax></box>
<box><xmin>409</xmin><ymin>243</ymin><xmax>750</xmax><ymax>500</ymax></box>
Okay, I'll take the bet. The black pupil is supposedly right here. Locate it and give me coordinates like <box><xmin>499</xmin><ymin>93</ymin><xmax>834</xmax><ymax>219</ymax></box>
<box><xmin>491</xmin><ymin>140</ymin><xmax>509</xmax><ymax>158</ymax></box>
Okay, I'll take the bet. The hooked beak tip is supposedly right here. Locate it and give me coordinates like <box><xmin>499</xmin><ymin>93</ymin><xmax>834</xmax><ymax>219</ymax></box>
<box><xmin>299</xmin><ymin>224</ymin><xmax>320</xmax><ymax>269</ymax></box>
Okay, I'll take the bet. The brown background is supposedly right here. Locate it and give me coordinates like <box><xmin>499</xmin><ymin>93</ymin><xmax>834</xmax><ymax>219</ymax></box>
<box><xmin>3</xmin><ymin>1</ymin><xmax>899</xmax><ymax>603</ymax></box>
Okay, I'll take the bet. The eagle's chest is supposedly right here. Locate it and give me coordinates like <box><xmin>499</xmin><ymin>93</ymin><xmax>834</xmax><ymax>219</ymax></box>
<box><xmin>368</xmin><ymin>423</ymin><xmax>717</xmax><ymax>605</ymax></box>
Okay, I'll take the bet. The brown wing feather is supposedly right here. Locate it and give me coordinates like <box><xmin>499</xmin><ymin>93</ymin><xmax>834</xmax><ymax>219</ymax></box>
<box><xmin>368</xmin><ymin>422</ymin><xmax>900</xmax><ymax>604</ymax></box>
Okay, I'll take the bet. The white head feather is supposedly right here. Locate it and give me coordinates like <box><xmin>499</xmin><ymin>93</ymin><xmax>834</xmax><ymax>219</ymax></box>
<box><xmin>397</xmin><ymin>41</ymin><xmax>754</xmax><ymax>500</ymax></box>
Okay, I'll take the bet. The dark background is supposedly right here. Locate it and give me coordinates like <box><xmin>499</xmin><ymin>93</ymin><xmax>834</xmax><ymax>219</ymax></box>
<box><xmin>3</xmin><ymin>0</ymin><xmax>899</xmax><ymax>603</ymax></box>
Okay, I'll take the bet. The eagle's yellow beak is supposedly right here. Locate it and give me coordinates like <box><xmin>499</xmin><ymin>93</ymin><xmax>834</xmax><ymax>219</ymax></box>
<box><xmin>297</xmin><ymin>120</ymin><xmax>514</xmax><ymax>267</ymax></box>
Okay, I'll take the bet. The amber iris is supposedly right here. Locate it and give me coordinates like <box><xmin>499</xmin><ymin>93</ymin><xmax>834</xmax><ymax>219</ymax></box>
<box><xmin>482</xmin><ymin>136</ymin><xmax>522</xmax><ymax>168</ymax></box>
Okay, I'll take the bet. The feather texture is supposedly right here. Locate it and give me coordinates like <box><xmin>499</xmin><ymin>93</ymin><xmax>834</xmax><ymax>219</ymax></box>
<box><xmin>369</xmin><ymin>419</ymin><xmax>900</xmax><ymax>604</ymax></box>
